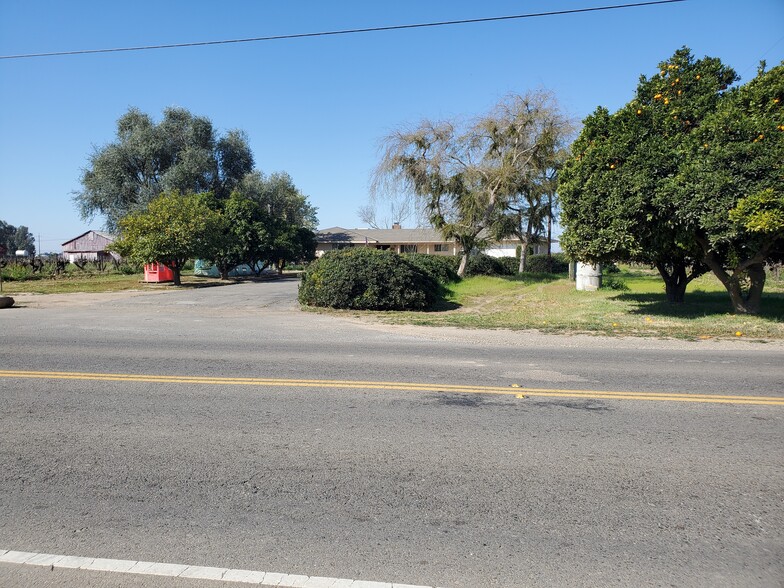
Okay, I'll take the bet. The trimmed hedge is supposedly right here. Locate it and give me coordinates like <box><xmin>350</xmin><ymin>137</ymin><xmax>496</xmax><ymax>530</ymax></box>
<box><xmin>465</xmin><ymin>253</ymin><xmax>514</xmax><ymax>276</ymax></box>
<box><xmin>402</xmin><ymin>253</ymin><xmax>460</xmax><ymax>284</ymax></box>
<box><xmin>524</xmin><ymin>253</ymin><xmax>570</xmax><ymax>274</ymax></box>
<box><xmin>298</xmin><ymin>248</ymin><xmax>442</xmax><ymax>310</ymax></box>
<box><xmin>495</xmin><ymin>256</ymin><xmax>520</xmax><ymax>276</ymax></box>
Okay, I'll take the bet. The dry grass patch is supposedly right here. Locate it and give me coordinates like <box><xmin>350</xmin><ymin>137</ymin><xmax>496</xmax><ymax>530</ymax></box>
<box><xmin>0</xmin><ymin>272</ymin><xmax>227</xmax><ymax>295</ymax></box>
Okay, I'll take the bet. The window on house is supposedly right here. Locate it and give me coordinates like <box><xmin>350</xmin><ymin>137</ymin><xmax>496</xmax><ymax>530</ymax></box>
<box><xmin>400</xmin><ymin>244</ymin><xmax>417</xmax><ymax>253</ymax></box>
<box><xmin>434</xmin><ymin>244</ymin><xmax>449</xmax><ymax>252</ymax></box>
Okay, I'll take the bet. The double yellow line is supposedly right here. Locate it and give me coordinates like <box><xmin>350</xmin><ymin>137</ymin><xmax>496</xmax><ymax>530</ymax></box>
<box><xmin>0</xmin><ymin>369</ymin><xmax>782</xmax><ymax>406</ymax></box>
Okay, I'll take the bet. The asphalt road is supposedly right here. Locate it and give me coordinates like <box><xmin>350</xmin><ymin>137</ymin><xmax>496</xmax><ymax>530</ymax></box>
<box><xmin>1</xmin><ymin>279</ymin><xmax>782</xmax><ymax>587</ymax></box>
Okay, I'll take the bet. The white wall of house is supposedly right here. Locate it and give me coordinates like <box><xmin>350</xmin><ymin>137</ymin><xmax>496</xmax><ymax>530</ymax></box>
<box><xmin>484</xmin><ymin>244</ymin><xmax>518</xmax><ymax>258</ymax></box>
<box><xmin>485</xmin><ymin>243</ymin><xmax>549</xmax><ymax>257</ymax></box>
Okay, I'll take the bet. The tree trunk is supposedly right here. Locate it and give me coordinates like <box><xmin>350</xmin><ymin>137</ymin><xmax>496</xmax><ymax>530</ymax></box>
<box><xmin>698</xmin><ymin>241</ymin><xmax>767</xmax><ymax>314</ymax></box>
<box><xmin>172</xmin><ymin>266</ymin><xmax>182</xmax><ymax>286</ymax></box>
<box><xmin>518</xmin><ymin>235</ymin><xmax>530</xmax><ymax>273</ymax></box>
<box><xmin>716</xmin><ymin>264</ymin><xmax>766</xmax><ymax>314</ymax></box>
<box><xmin>546</xmin><ymin>195</ymin><xmax>553</xmax><ymax>273</ymax></box>
<box><xmin>515</xmin><ymin>212</ymin><xmax>536</xmax><ymax>274</ymax></box>
<box><xmin>655</xmin><ymin>262</ymin><xmax>689</xmax><ymax>304</ymax></box>
<box><xmin>457</xmin><ymin>252</ymin><xmax>469</xmax><ymax>278</ymax></box>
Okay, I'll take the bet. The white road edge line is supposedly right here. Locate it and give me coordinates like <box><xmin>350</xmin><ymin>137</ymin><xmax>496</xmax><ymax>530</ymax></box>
<box><xmin>0</xmin><ymin>549</ymin><xmax>446</xmax><ymax>587</ymax></box>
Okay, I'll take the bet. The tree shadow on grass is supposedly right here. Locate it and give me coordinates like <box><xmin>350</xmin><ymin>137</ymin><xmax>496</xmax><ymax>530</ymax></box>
<box><xmin>423</xmin><ymin>299</ymin><xmax>461</xmax><ymax>312</ymax></box>
<box><xmin>614</xmin><ymin>290</ymin><xmax>784</xmax><ymax>320</ymax></box>
<box><xmin>503</xmin><ymin>272</ymin><xmax>566</xmax><ymax>284</ymax></box>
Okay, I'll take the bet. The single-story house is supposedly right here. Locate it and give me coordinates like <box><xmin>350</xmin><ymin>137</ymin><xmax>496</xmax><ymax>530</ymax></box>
<box><xmin>315</xmin><ymin>224</ymin><xmax>552</xmax><ymax>258</ymax></box>
<box><xmin>61</xmin><ymin>230</ymin><xmax>121</xmax><ymax>263</ymax></box>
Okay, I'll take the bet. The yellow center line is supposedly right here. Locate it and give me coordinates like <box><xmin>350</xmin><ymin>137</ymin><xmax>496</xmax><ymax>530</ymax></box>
<box><xmin>0</xmin><ymin>369</ymin><xmax>782</xmax><ymax>406</ymax></box>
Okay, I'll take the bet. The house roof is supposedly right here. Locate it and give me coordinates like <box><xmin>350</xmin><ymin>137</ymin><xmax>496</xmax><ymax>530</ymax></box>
<box><xmin>61</xmin><ymin>230</ymin><xmax>117</xmax><ymax>247</ymax></box>
<box><xmin>315</xmin><ymin>226</ymin><xmax>559</xmax><ymax>247</ymax></box>
<box><xmin>316</xmin><ymin>226</ymin><xmax>448</xmax><ymax>244</ymax></box>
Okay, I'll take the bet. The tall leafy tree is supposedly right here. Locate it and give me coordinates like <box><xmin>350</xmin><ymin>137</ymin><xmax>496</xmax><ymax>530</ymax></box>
<box><xmin>0</xmin><ymin>221</ymin><xmax>14</xmax><ymax>252</ymax></box>
<box><xmin>560</xmin><ymin>48</ymin><xmax>737</xmax><ymax>303</ymax></box>
<box><xmin>0</xmin><ymin>221</ymin><xmax>35</xmax><ymax>255</ymax></box>
<box><xmin>257</xmin><ymin>172</ymin><xmax>318</xmax><ymax>271</ymax></box>
<box><xmin>76</xmin><ymin>107</ymin><xmax>254</xmax><ymax>231</ymax></box>
<box><xmin>111</xmin><ymin>191</ymin><xmax>224</xmax><ymax>286</ymax></box>
<box><xmin>12</xmin><ymin>226</ymin><xmax>36</xmax><ymax>256</ymax></box>
<box><xmin>213</xmin><ymin>171</ymin><xmax>318</xmax><ymax>276</ymax></box>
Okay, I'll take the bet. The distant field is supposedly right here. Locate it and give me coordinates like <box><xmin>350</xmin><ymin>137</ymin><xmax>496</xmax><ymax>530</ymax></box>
<box><xmin>378</xmin><ymin>267</ymin><xmax>784</xmax><ymax>340</ymax></box>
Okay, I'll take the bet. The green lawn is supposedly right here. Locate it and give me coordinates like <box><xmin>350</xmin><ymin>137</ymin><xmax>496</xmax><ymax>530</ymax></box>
<box><xmin>380</xmin><ymin>267</ymin><xmax>784</xmax><ymax>340</ymax></box>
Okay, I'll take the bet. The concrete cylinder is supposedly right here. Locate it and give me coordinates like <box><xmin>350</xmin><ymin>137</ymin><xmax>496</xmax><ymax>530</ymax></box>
<box><xmin>576</xmin><ymin>262</ymin><xmax>602</xmax><ymax>291</ymax></box>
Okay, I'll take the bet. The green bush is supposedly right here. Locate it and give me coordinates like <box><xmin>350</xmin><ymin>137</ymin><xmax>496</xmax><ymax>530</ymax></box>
<box><xmin>524</xmin><ymin>253</ymin><xmax>570</xmax><ymax>274</ymax></box>
<box><xmin>466</xmin><ymin>253</ymin><xmax>514</xmax><ymax>276</ymax></box>
<box><xmin>600</xmin><ymin>276</ymin><xmax>630</xmax><ymax>291</ymax></box>
<box><xmin>1</xmin><ymin>264</ymin><xmax>36</xmax><ymax>281</ymax></box>
<box><xmin>117</xmin><ymin>261</ymin><xmax>142</xmax><ymax>275</ymax></box>
<box><xmin>402</xmin><ymin>253</ymin><xmax>461</xmax><ymax>284</ymax></box>
<box><xmin>496</xmin><ymin>256</ymin><xmax>520</xmax><ymax>275</ymax></box>
<box><xmin>298</xmin><ymin>248</ymin><xmax>442</xmax><ymax>310</ymax></box>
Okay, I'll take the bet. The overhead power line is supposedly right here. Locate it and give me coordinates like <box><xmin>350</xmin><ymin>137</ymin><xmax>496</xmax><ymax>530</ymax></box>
<box><xmin>0</xmin><ymin>0</ymin><xmax>686</xmax><ymax>60</ymax></box>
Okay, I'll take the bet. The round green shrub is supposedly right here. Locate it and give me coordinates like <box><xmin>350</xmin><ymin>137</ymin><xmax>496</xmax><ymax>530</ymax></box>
<box><xmin>402</xmin><ymin>253</ymin><xmax>460</xmax><ymax>284</ymax></box>
<box><xmin>298</xmin><ymin>248</ymin><xmax>442</xmax><ymax>310</ymax></box>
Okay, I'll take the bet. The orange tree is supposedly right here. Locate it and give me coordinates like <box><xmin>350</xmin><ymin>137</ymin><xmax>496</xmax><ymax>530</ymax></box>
<box><xmin>673</xmin><ymin>62</ymin><xmax>784</xmax><ymax>313</ymax></box>
<box><xmin>112</xmin><ymin>191</ymin><xmax>225</xmax><ymax>286</ymax></box>
<box><xmin>559</xmin><ymin>48</ymin><xmax>737</xmax><ymax>304</ymax></box>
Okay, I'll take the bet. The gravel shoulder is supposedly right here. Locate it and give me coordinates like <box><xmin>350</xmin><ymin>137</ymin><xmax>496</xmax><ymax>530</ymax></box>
<box><xmin>6</xmin><ymin>289</ymin><xmax>164</xmax><ymax>308</ymax></box>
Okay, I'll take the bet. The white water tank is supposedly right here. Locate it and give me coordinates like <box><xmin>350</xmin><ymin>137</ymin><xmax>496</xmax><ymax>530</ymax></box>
<box><xmin>576</xmin><ymin>262</ymin><xmax>602</xmax><ymax>291</ymax></box>
<box><xmin>15</xmin><ymin>250</ymin><xmax>29</xmax><ymax>257</ymax></box>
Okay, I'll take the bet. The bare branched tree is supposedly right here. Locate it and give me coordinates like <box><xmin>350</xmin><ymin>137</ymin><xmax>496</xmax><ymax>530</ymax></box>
<box><xmin>373</xmin><ymin>90</ymin><xmax>575</xmax><ymax>276</ymax></box>
<box><xmin>357</xmin><ymin>190</ymin><xmax>425</xmax><ymax>229</ymax></box>
<box><xmin>485</xmin><ymin>92</ymin><xmax>576</xmax><ymax>272</ymax></box>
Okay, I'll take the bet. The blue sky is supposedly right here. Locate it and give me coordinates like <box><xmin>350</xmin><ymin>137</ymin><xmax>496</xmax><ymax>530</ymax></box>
<box><xmin>1</xmin><ymin>0</ymin><xmax>782</xmax><ymax>252</ymax></box>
